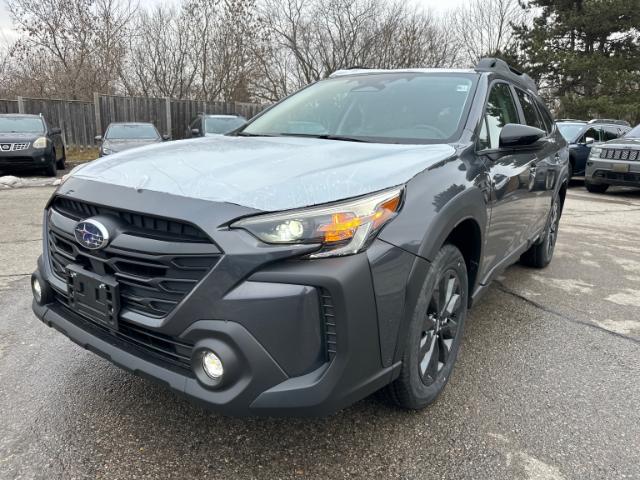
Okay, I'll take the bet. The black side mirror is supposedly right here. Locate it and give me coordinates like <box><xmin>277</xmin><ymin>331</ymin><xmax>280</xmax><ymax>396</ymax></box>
<box><xmin>94</xmin><ymin>135</ymin><xmax>103</xmax><ymax>142</ymax></box>
<box><xmin>499</xmin><ymin>124</ymin><xmax>545</xmax><ymax>149</ymax></box>
<box><xmin>51</xmin><ymin>127</ymin><xmax>61</xmax><ymax>135</ymax></box>
<box><xmin>162</xmin><ymin>134</ymin><xmax>171</xmax><ymax>141</ymax></box>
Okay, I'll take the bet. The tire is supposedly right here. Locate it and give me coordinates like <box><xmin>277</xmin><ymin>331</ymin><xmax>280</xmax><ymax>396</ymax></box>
<box><xmin>44</xmin><ymin>151</ymin><xmax>58</xmax><ymax>177</ymax></box>
<box><xmin>384</xmin><ymin>244</ymin><xmax>468</xmax><ymax>410</ymax></box>
<box><xmin>520</xmin><ymin>191</ymin><xmax>561</xmax><ymax>268</ymax></box>
<box><xmin>585</xmin><ymin>180</ymin><xmax>608</xmax><ymax>194</ymax></box>
<box><xmin>56</xmin><ymin>146</ymin><xmax>66</xmax><ymax>170</ymax></box>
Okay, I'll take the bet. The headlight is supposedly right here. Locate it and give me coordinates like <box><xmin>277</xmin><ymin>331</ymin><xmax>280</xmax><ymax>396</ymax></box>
<box><xmin>231</xmin><ymin>188</ymin><xmax>403</xmax><ymax>258</ymax></box>
<box><xmin>589</xmin><ymin>147</ymin><xmax>602</xmax><ymax>158</ymax></box>
<box><xmin>33</xmin><ymin>137</ymin><xmax>48</xmax><ymax>149</ymax></box>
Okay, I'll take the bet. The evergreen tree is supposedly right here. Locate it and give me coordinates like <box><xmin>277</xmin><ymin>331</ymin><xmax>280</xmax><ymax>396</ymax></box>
<box><xmin>515</xmin><ymin>0</ymin><xmax>640</xmax><ymax>122</ymax></box>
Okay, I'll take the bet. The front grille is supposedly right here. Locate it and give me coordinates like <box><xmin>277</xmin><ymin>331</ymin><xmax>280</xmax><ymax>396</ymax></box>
<box><xmin>0</xmin><ymin>142</ymin><xmax>29</xmax><ymax>152</ymax></box>
<box><xmin>320</xmin><ymin>289</ymin><xmax>337</xmax><ymax>361</ymax></box>
<box><xmin>48</xmin><ymin>228</ymin><xmax>220</xmax><ymax>318</ymax></box>
<box><xmin>52</xmin><ymin>296</ymin><xmax>194</xmax><ymax>373</ymax></box>
<box><xmin>52</xmin><ymin>197</ymin><xmax>210</xmax><ymax>243</ymax></box>
<box><xmin>600</xmin><ymin>148</ymin><xmax>640</xmax><ymax>161</ymax></box>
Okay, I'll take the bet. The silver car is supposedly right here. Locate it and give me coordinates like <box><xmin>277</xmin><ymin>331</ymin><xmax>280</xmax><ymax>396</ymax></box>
<box><xmin>585</xmin><ymin>123</ymin><xmax>640</xmax><ymax>193</ymax></box>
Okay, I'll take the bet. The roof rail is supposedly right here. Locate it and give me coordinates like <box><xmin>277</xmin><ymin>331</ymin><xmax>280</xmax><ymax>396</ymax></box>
<box><xmin>556</xmin><ymin>118</ymin><xmax>587</xmax><ymax>123</ymax></box>
<box><xmin>475</xmin><ymin>57</ymin><xmax>538</xmax><ymax>93</ymax></box>
<box><xmin>588</xmin><ymin>119</ymin><xmax>631</xmax><ymax>127</ymax></box>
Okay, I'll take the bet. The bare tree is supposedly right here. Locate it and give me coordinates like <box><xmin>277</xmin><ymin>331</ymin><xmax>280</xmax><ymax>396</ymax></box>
<box><xmin>451</xmin><ymin>0</ymin><xmax>526</xmax><ymax>66</ymax></box>
<box><xmin>124</xmin><ymin>4</ymin><xmax>201</xmax><ymax>98</ymax></box>
<box><xmin>7</xmin><ymin>0</ymin><xmax>137</xmax><ymax>99</ymax></box>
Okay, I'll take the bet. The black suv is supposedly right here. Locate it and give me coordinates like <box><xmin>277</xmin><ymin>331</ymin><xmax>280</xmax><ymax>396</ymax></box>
<box><xmin>0</xmin><ymin>114</ymin><xmax>66</xmax><ymax>176</ymax></box>
<box><xmin>32</xmin><ymin>58</ymin><xmax>569</xmax><ymax>416</ymax></box>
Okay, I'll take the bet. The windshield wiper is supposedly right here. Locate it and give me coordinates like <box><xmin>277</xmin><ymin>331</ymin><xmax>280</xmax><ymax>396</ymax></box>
<box><xmin>234</xmin><ymin>131</ymin><xmax>280</xmax><ymax>137</ymax></box>
<box><xmin>278</xmin><ymin>133</ymin><xmax>370</xmax><ymax>143</ymax></box>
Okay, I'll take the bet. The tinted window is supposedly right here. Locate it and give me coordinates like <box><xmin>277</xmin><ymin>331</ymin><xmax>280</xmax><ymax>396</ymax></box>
<box><xmin>205</xmin><ymin>116</ymin><xmax>246</xmax><ymax>134</ymax></box>
<box><xmin>602</xmin><ymin>126</ymin><xmax>621</xmax><ymax>141</ymax></box>
<box><xmin>535</xmin><ymin>100</ymin><xmax>554</xmax><ymax>133</ymax></box>
<box><xmin>243</xmin><ymin>73</ymin><xmax>478</xmax><ymax>143</ymax></box>
<box><xmin>580</xmin><ymin>127</ymin><xmax>600</xmax><ymax>143</ymax></box>
<box><xmin>515</xmin><ymin>89</ymin><xmax>546</xmax><ymax>131</ymax></box>
<box><xmin>478</xmin><ymin>83</ymin><xmax>519</xmax><ymax>150</ymax></box>
<box><xmin>105</xmin><ymin>124</ymin><xmax>160</xmax><ymax>140</ymax></box>
<box><xmin>0</xmin><ymin>116</ymin><xmax>45</xmax><ymax>133</ymax></box>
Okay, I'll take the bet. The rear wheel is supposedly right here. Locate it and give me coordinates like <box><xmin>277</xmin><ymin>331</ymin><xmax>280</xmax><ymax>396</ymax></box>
<box><xmin>384</xmin><ymin>244</ymin><xmax>468</xmax><ymax>410</ymax></box>
<box><xmin>585</xmin><ymin>180</ymin><xmax>608</xmax><ymax>194</ymax></box>
<box><xmin>520</xmin><ymin>191</ymin><xmax>561</xmax><ymax>268</ymax></box>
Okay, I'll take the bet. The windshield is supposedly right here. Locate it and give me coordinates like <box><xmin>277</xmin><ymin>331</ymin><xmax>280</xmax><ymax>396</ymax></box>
<box><xmin>624</xmin><ymin>124</ymin><xmax>640</xmax><ymax>138</ymax></box>
<box><xmin>241</xmin><ymin>73</ymin><xmax>477</xmax><ymax>143</ymax></box>
<box><xmin>557</xmin><ymin>123</ymin><xmax>585</xmax><ymax>142</ymax></box>
<box><xmin>0</xmin><ymin>116</ymin><xmax>44</xmax><ymax>133</ymax></box>
<box><xmin>205</xmin><ymin>117</ymin><xmax>246</xmax><ymax>134</ymax></box>
<box><xmin>105</xmin><ymin>124</ymin><xmax>159</xmax><ymax>140</ymax></box>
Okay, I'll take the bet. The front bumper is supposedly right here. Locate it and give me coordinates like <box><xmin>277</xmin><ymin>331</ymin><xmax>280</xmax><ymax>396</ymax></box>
<box><xmin>0</xmin><ymin>148</ymin><xmax>51</xmax><ymax>170</ymax></box>
<box><xmin>32</xmin><ymin>181</ymin><xmax>413</xmax><ymax>415</ymax></box>
<box><xmin>585</xmin><ymin>158</ymin><xmax>640</xmax><ymax>187</ymax></box>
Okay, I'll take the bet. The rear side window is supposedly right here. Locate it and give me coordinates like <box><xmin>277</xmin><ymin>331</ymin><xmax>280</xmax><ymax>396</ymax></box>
<box><xmin>535</xmin><ymin>100</ymin><xmax>555</xmax><ymax>133</ymax></box>
<box><xmin>478</xmin><ymin>83</ymin><xmax>519</xmax><ymax>150</ymax></box>
<box><xmin>515</xmin><ymin>89</ymin><xmax>546</xmax><ymax>132</ymax></box>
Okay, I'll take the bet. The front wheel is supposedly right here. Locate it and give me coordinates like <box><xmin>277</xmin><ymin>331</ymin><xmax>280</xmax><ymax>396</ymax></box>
<box><xmin>384</xmin><ymin>244</ymin><xmax>468</xmax><ymax>410</ymax></box>
<box><xmin>585</xmin><ymin>180</ymin><xmax>608</xmax><ymax>194</ymax></box>
<box><xmin>520</xmin><ymin>192</ymin><xmax>561</xmax><ymax>268</ymax></box>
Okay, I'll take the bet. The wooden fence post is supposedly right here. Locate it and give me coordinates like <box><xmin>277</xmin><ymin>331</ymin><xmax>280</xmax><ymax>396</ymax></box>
<box><xmin>17</xmin><ymin>96</ymin><xmax>25</xmax><ymax>114</ymax></box>
<box><xmin>93</xmin><ymin>92</ymin><xmax>102</xmax><ymax>137</ymax></box>
<box><xmin>165</xmin><ymin>97</ymin><xmax>172</xmax><ymax>138</ymax></box>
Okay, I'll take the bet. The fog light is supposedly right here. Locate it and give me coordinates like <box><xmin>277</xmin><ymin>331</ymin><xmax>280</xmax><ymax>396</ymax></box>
<box><xmin>202</xmin><ymin>351</ymin><xmax>224</xmax><ymax>380</ymax></box>
<box><xmin>32</xmin><ymin>276</ymin><xmax>43</xmax><ymax>303</ymax></box>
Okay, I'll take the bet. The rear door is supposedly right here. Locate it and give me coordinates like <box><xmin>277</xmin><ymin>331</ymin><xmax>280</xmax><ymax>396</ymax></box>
<box><xmin>513</xmin><ymin>88</ymin><xmax>559</xmax><ymax>233</ymax></box>
<box><xmin>479</xmin><ymin>81</ymin><xmax>541</xmax><ymax>276</ymax></box>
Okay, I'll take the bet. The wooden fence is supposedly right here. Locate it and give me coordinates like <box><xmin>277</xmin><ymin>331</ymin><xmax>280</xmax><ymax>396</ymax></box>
<box><xmin>5</xmin><ymin>94</ymin><xmax>267</xmax><ymax>148</ymax></box>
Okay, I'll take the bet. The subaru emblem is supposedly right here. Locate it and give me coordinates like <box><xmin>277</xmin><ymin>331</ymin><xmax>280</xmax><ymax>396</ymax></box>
<box><xmin>74</xmin><ymin>219</ymin><xmax>110</xmax><ymax>250</ymax></box>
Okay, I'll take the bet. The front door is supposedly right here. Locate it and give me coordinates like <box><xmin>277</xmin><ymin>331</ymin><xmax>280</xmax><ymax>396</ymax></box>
<box><xmin>477</xmin><ymin>82</ymin><xmax>541</xmax><ymax>280</ymax></box>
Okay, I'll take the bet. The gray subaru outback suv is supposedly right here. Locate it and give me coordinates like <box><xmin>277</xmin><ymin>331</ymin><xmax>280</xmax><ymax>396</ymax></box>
<box><xmin>585</xmin><ymin>123</ymin><xmax>640</xmax><ymax>193</ymax></box>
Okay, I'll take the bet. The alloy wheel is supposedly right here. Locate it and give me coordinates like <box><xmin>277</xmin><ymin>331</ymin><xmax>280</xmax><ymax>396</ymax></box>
<box><xmin>547</xmin><ymin>198</ymin><xmax>560</xmax><ymax>256</ymax></box>
<box><xmin>419</xmin><ymin>269</ymin><xmax>463</xmax><ymax>386</ymax></box>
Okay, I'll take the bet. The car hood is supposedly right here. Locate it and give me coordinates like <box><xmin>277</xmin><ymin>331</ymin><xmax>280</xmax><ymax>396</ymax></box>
<box><xmin>600</xmin><ymin>137</ymin><xmax>640</xmax><ymax>149</ymax></box>
<box><xmin>73</xmin><ymin>136</ymin><xmax>456</xmax><ymax>211</ymax></box>
<box><xmin>103</xmin><ymin>139</ymin><xmax>162</xmax><ymax>153</ymax></box>
<box><xmin>0</xmin><ymin>132</ymin><xmax>40</xmax><ymax>142</ymax></box>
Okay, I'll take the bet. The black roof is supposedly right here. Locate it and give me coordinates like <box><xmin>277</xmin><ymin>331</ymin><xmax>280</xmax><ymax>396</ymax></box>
<box><xmin>475</xmin><ymin>58</ymin><xmax>538</xmax><ymax>94</ymax></box>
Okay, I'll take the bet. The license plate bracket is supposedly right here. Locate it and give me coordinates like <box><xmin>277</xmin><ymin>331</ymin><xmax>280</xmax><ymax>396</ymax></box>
<box><xmin>612</xmin><ymin>163</ymin><xmax>630</xmax><ymax>173</ymax></box>
<box><xmin>66</xmin><ymin>264</ymin><xmax>120</xmax><ymax>329</ymax></box>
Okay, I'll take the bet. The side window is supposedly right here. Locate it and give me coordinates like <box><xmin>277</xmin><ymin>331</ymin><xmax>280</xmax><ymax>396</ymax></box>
<box><xmin>191</xmin><ymin>117</ymin><xmax>202</xmax><ymax>133</ymax></box>
<box><xmin>602</xmin><ymin>126</ymin><xmax>620</xmax><ymax>141</ymax></box>
<box><xmin>581</xmin><ymin>127</ymin><xmax>599</xmax><ymax>144</ymax></box>
<box><xmin>515</xmin><ymin>89</ymin><xmax>546</xmax><ymax>131</ymax></box>
<box><xmin>535</xmin><ymin>100</ymin><xmax>554</xmax><ymax>134</ymax></box>
<box><xmin>478</xmin><ymin>83</ymin><xmax>519</xmax><ymax>150</ymax></box>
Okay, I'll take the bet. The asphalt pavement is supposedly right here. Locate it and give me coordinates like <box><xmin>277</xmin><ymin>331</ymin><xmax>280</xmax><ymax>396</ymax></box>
<box><xmin>0</xmin><ymin>183</ymin><xmax>638</xmax><ymax>480</ymax></box>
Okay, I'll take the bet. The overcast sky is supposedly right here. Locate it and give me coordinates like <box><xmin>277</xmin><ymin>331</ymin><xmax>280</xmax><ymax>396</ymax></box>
<box><xmin>0</xmin><ymin>0</ymin><xmax>469</xmax><ymax>43</ymax></box>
